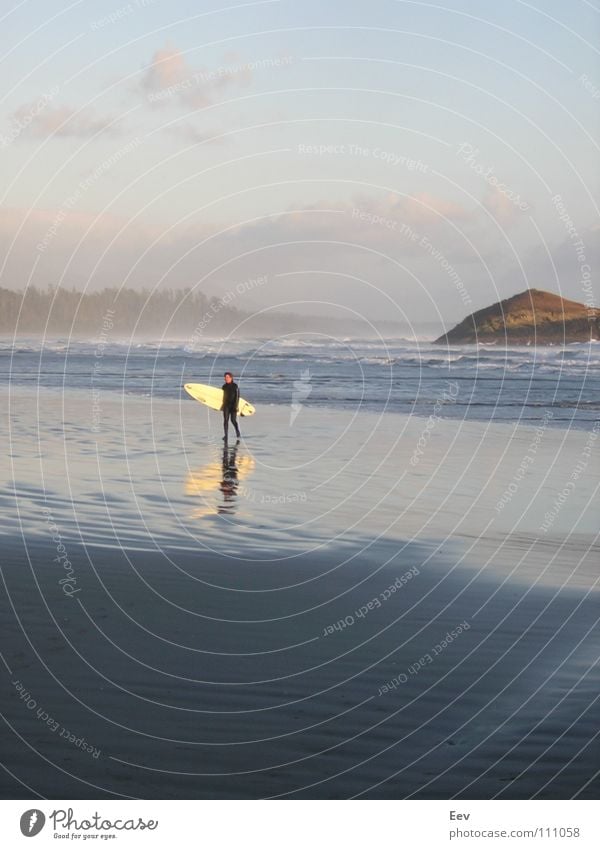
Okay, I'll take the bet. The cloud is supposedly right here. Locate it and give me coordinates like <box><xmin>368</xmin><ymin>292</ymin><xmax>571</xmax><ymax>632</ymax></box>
<box><xmin>7</xmin><ymin>102</ymin><xmax>119</xmax><ymax>140</ymax></box>
<box><xmin>406</xmin><ymin>192</ymin><xmax>471</xmax><ymax>222</ymax></box>
<box><xmin>224</xmin><ymin>192</ymin><xmax>475</xmax><ymax>258</ymax></box>
<box><xmin>482</xmin><ymin>185</ymin><xmax>525</xmax><ymax>227</ymax></box>
<box><xmin>0</xmin><ymin>189</ymin><xmax>478</xmax><ymax>289</ymax></box>
<box><xmin>140</xmin><ymin>44</ymin><xmax>253</xmax><ymax>110</ymax></box>
<box><xmin>141</xmin><ymin>44</ymin><xmax>189</xmax><ymax>92</ymax></box>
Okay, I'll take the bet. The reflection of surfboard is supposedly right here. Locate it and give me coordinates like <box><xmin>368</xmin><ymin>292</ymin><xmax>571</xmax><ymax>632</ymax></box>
<box><xmin>184</xmin><ymin>383</ymin><xmax>256</xmax><ymax>416</ymax></box>
<box><xmin>185</xmin><ymin>455</ymin><xmax>256</xmax><ymax>496</ymax></box>
<box><xmin>185</xmin><ymin>453</ymin><xmax>256</xmax><ymax>519</ymax></box>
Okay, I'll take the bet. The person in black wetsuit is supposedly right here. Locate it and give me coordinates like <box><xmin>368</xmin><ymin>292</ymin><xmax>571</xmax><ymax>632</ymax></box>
<box><xmin>221</xmin><ymin>371</ymin><xmax>241</xmax><ymax>441</ymax></box>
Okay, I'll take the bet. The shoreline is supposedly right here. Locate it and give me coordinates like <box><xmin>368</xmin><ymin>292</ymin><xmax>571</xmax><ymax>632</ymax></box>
<box><xmin>3</xmin><ymin>381</ymin><xmax>598</xmax><ymax>431</ymax></box>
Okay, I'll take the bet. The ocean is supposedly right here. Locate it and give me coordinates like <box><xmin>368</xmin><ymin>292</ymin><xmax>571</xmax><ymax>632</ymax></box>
<box><xmin>2</xmin><ymin>335</ymin><xmax>599</xmax><ymax>428</ymax></box>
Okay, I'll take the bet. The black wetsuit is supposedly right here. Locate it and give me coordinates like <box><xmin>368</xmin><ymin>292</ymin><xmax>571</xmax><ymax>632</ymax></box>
<box><xmin>222</xmin><ymin>381</ymin><xmax>241</xmax><ymax>439</ymax></box>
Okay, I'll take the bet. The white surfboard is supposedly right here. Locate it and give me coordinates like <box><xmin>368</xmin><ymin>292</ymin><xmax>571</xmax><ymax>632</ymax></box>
<box><xmin>184</xmin><ymin>383</ymin><xmax>256</xmax><ymax>416</ymax></box>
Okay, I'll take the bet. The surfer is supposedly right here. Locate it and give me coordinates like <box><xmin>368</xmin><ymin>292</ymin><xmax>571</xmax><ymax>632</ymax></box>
<box><xmin>221</xmin><ymin>371</ymin><xmax>241</xmax><ymax>441</ymax></box>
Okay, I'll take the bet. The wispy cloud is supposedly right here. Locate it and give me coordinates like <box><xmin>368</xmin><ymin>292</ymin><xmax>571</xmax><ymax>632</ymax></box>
<box><xmin>7</xmin><ymin>101</ymin><xmax>119</xmax><ymax>140</ymax></box>
<box><xmin>482</xmin><ymin>185</ymin><xmax>527</xmax><ymax>227</ymax></box>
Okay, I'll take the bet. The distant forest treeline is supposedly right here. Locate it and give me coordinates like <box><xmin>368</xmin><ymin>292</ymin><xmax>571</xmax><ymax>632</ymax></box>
<box><xmin>0</xmin><ymin>285</ymin><xmax>410</xmax><ymax>339</ymax></box>
<box><xmin>0</xmin><ymin>285</ymin><xmax>395</xmax><ymax>338</ymax></box>
<box><xmin>1</xmin><ymin>286</ymin><xmax>216</xmax><ymax>336</ymax></box>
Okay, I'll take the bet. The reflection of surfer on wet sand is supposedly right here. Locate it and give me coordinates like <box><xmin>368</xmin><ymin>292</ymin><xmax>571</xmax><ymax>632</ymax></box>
<box><xmin>219</xmin><ymin>443</ymin><xmax>240</xmax><ymax>512</ymax></box>
<box><xmin>185</xmin><ymin>445</ymin><xmax>255</xmax><ymax>519</ymax></box>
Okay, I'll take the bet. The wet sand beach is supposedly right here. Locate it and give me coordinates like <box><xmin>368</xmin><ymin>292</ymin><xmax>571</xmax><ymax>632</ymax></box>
<box><xmin>1</xmin><ymin>388</ymin><xmax>598</xmax><ymax>798</ymax></box>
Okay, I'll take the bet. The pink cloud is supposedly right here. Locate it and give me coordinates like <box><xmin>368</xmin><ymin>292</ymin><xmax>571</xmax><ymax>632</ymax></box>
<box><xmin>482</xmin><ymin>185</ymin><xmax>525</xmax><ymax>226</ymax></box>
<box><xmin>407</xmin><ymin>192</ymin><xmax>470</xmax><ymax>221</ymax></box>
<box><xmin>140</xmin><ymin>43</ymin><xmax>255</xmax><ymax>110</ymax></box>
<box><xmin>141</xmin><ymin>44</ymin><xmax>190</xmax><ymax>92</ymax></box>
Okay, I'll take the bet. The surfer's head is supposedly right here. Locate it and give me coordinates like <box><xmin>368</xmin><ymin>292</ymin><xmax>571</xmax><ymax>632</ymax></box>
<box><xmin>224</xmin><ymin>371</ymin><xmax>233</xmax><ymax>383</ymax></box>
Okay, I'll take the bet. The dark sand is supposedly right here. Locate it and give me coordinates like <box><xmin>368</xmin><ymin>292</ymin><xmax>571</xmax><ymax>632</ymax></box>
<box><xmin>1</xmin><ymin>533</ymin><xmax>598</xmax><ymax>799</ymax></box>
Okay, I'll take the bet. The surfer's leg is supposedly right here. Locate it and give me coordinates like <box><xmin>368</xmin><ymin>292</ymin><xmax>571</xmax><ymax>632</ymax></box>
<box><xmin>231</xmin><ymin>408</ymin><xmax>240</xmax><ymax>438</ymax></box>
<box><xmin>223</xmin><ymin>409</ymin><xmax>229</xmax><ymax>440</ymax></box>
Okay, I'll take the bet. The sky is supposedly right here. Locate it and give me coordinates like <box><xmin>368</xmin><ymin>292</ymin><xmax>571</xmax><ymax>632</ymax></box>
<box><xmin>1</xmin><ymin>0</ymin><xmax>598</xmax><ymax>328</ymax></box>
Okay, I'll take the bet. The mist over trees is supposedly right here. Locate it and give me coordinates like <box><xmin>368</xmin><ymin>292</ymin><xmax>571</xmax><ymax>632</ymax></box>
<box><xmin>1</xmin><ymin>286</ymin><xmax>212</xmax><ymax>336</ymax></box>
<box><xmin>0</xmin><ymin>286</ymin><xmax>404</xmax><ymax>338</ymax></box>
